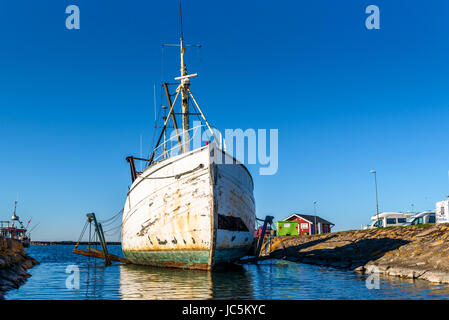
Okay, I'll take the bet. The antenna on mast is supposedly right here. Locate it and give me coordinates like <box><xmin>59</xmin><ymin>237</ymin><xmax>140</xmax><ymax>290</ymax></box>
<box><xmin>153</xmin><ymin>3</ymin><xmax>203</xmax><ymax>162</ymax></box>
<box><xmin>178</xmin><ymin>0</ymin><xmax>190</xmax><ymax>152</ymax></box>
<box><xmin>179</xmin><ymin>1</ymin><xmax>184</xmax><ymax>40</ymax></box>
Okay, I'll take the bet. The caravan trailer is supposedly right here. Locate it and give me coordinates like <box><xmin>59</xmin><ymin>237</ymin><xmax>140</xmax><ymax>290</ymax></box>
<box><xmin>404</xmin><ymin>211</ymin><xmax>436</xmax><ymax>226</ymax></box>
<box><xmin>363</xmin><ymin>212</ymin><xmax>415</xmax><ymax>229</ymax></box>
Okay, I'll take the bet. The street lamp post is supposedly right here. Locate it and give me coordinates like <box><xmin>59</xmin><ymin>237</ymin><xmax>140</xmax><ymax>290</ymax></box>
<box><xmin>370</xmin><ymin>170</ymin><xmax>380</xmax><ymax>226</ymax></box>
<box><xmin>313</xmin><ymin>201</ymin><xmax>317</xmax><ymax>235</ymax></box>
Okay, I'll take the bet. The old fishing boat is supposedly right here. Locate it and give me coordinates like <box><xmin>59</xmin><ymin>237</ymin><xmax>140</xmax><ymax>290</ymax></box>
<box><xmin>121</xmin><ymin>10</ymin><xmax>255</xmax><ymax>270</ymax></box>
<box><xmin>0</xmin><ymin>201</ymin><xmax>31</xmax><ymax>247</ymax></box>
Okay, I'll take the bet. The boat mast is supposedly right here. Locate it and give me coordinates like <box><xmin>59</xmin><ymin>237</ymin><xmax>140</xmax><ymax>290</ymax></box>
<box><xmin>179</xmin><ymin>3</ymin><xmax>189</xmax><ymax>153</ymax></box>
<box><xmin>147</xmin><ymin>2</ymin><xmax>202</xmax><ymax>168</ymax></box>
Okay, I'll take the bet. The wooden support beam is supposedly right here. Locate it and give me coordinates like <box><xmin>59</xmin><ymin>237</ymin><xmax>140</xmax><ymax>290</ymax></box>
<box><xmin>73</xmin><ymin>248</ymin><xmax>131</xmax><ymax>264</ymax></box>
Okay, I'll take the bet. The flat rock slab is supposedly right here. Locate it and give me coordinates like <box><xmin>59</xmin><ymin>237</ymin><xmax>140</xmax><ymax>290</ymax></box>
<box><xmin>269</xmin><ymin>224</ymin><xmax>449</xmax><ymax>284</ymax></box>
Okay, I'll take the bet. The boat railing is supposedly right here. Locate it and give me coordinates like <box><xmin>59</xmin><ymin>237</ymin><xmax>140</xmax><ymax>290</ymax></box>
<box><xmin>125</xmin><ymin>125</ymin><xmax>226</xmax><ymax>182</ymax></box>
<box><xmin>152</xmin><ymin>124</ymin><xmax>225</xmax><ymax>163</ymax></box>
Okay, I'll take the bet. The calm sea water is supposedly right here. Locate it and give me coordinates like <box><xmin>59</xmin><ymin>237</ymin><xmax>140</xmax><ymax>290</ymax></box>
<box><xmin>5</xmin><ymin>244</ymin><xmax>449</xmax><ymax>300</ymax></box>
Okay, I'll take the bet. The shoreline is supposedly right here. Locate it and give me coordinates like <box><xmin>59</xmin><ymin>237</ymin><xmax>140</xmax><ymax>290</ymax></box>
<box><xmin>268</xmin><ymin>224</ymin><xmax>449</xmax><ymax>284</ymax></box>
<box><xmin>30</xmin><ymin>241</ymin><xmax>121</xmax><ymax>246</ymax></box>
<box><xmin>0</xmin><ymin>237</ymin><xmax>39</xmax><ymax>299</ymax></box>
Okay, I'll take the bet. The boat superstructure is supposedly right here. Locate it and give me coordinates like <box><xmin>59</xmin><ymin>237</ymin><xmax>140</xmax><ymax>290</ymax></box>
<box><xmin>121</xmin><ymin>6</ymin><xmax>255</xmax><ymax>270</ymax></box>
<box><xmin>0</xmin><ymin>201</ymin><xmax>31</xmax><ymax>247</ymax></box>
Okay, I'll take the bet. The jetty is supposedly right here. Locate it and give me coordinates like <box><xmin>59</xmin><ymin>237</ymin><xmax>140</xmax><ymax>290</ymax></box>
<box><xmin>266</xmin><ymin>223</ymin><xmax>449</xmax><ymax>284</ymax></box>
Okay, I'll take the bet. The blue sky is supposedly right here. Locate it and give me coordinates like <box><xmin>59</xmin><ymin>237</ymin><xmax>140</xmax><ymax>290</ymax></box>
<box><xmin>1</xmin><ymin>1</ymin><xmax>449</xmax><ymax>240</ymax></box>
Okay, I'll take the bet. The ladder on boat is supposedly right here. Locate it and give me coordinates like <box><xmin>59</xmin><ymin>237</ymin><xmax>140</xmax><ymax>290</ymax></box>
<box><xmin>73</xmin><ymin>212</ymin><xmax>130</xmax><ymax>265</ymax></box>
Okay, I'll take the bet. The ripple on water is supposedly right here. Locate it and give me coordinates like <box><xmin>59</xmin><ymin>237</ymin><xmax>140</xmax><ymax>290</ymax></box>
<box><xmin>5</xmin><ymin>245</ymin><xmax>449</xmax><ymax>300</ymax></box>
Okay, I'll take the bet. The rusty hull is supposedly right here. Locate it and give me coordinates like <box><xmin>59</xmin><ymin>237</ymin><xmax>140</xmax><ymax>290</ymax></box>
<box><xmin>122</xmin><ymin>144</ymin><xmax>255</xmax><ymax>269</ymax></box>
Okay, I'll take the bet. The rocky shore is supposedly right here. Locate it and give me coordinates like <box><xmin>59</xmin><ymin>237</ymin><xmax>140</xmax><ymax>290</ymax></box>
<box><xmin>269</xmin><ymin>223</ymin><xmax>449</xmax><ymax>284</ymax></box>
<box><xmin>0</xmin><ymin>237</ymin><xmax>39</xmax><ymax>299</ymax></box>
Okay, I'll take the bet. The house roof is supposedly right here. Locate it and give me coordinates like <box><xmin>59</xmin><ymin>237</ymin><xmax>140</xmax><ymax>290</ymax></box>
<box><xmin>284</xmin><ymin>213</ymin><xmax>335</xmax><ymax>226</ymax></box>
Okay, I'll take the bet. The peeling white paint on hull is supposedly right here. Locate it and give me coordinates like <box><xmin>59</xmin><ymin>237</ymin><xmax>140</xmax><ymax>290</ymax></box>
<box><xmin>122</xmin><ymin>144</ymin><xmax>255</xmax><ymax>270</ymax></box>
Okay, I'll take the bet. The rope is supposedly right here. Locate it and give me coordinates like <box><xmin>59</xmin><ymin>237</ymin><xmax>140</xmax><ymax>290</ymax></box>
<box><xmin>99</xmin><ymin>209</ymin><xmax>123</xmax><ymax>224</ymax></box>
<box><xmin>103</xmin><ymin>224</ymin><xmax>122</xmax><ymax>234</ymax></box>
<box><xmin>101</xmin><ymin>217</ymin><xmax>122</xmax><ymax>229</ymax></box>
<box><xmin>75</xmin><ymin>221</ymin><xmax>88</xmax><ymax>249</ymax></box>
<box><xmin>88</xmin><ymin>222</ymin><xmax>91</xmax><ymax>249</ymax></box>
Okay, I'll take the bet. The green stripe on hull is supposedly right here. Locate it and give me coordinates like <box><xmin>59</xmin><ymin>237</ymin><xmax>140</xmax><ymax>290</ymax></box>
<box><xmin>123</xmin><ymin>246</ymin><xmax>251</xmax><ymax>270</ymax></box>
<box><xmin>124</xmin><ymin>250</ymin><xmax>210</xmax><ymax>269</ymax></box>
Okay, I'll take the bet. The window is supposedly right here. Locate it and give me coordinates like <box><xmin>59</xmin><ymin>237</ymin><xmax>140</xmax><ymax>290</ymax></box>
<box><xmin>374</xmin><ymin>220</ymin><xmax>383</xmax><ymax>227</ymax></box>
<box><xmin>429</xmin><ymin>216</ymin><xmax>436</xmax><ymax>223</ymax></box>
<box><xmin>386</xmin><ymin>218</ymin><xmax>396</xmax><ymax>225</ymax></box>
<box><xmin>397</xmin><ymin>218</ymin><xmax>406</xmax><ymax>223</ymax></box>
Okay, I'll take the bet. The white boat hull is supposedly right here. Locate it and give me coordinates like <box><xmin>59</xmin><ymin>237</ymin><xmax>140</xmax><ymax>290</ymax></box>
<box><xmin>121</xmin><ymin>144</ymin><xmax>255</xmax><ymax>270</ymax></box>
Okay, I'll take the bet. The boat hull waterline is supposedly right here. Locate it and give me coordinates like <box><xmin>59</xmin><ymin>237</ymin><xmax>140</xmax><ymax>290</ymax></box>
<box><xmin>122</xmin><ymin>144</ymin><xmax>255</xmax><ymax>270</ymax></box>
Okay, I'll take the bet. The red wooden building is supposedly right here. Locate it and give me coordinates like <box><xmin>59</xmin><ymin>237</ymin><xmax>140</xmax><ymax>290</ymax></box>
<box><xmin>284</xmin><ymin>213</ymin><xmax>334</xmax><ymax>235</ymax></box>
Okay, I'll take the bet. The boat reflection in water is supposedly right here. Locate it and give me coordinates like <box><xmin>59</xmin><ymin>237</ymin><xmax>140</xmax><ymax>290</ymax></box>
<box><xmin>118</xmin><ymin>264</ymin><xmax>253</xmax><ymax>300</ymax></box>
